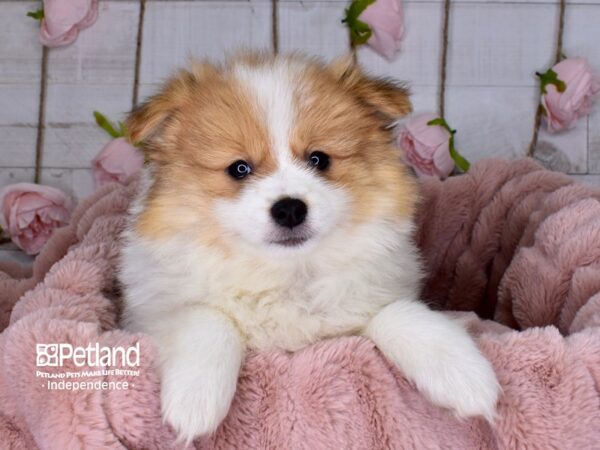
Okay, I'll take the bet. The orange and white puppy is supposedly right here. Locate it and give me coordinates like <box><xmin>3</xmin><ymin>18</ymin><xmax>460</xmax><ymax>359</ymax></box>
<box><xmin>120</xmin><ymin>53</ymin><xmax>499</xmax><ymax>443</ymax></box>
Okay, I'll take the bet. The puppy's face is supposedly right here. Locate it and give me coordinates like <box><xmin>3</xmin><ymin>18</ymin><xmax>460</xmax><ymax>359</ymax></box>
<box><xmin>128</xmin><ymin>54</ymin><xmax>416</xmax><ymax>257</ymax></box>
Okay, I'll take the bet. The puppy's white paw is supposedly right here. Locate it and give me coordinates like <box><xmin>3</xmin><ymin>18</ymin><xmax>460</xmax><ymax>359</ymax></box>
<box><xmin>161</xmin><ymin>368</ymin><xmax>237</xmax><ymax>444</ymax></box>
<box><xmin>151</xmin><ymin>307</ymin><xmax>244</xmax><ymax>444</ymax></box>
<box><xmin>366</xmin><ymin>301</ymin><xmax>501</xmax><ymax>422</ymax></box>
<box><xmin>411</xmin><ymin>342</ymin><xmax>500</xmax><ymax>422</ymax></box>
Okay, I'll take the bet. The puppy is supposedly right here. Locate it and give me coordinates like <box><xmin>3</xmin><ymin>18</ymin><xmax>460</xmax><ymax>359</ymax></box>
<box><xmin>120</xmin><ymin>52</ymin><xmax>500</xmax><ymax>443</ymax></box>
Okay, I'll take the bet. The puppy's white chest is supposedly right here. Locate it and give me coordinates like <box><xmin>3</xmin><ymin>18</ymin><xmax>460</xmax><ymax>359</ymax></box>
<box><xmin>206</xmin><ymin>269</ymin><xmax>392</xmax><ymax>351</ymax></box>
<box><xmin>122</xmin><ymin>228</ymin><xmax>418</xmax><ymax>352</ymax></box>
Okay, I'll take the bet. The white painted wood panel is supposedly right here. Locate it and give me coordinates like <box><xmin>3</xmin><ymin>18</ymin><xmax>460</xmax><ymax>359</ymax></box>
<box><xmin>444</xmin><ymin>2</ymin><xmax>592</xmax><ymax>173</ymax></box>
<box><xmin>43</xmin><ymin>123</ymin><xmax>109</xmax><ymax>170</ymax></box>
<box><xmin>0</xmin><ymin>92</ymin><xmax>39</xmax><ymax>167</ymax></box>
<box><xmin>444</xmin><ymin>85</ymin><xmax>589</xmax><ymax>173</ymax></box>
<box><xmin>445</xmin><ymin>86</ymin><xmax>538</xmax><ymax>161</ymax></box>
<box><xmin>447</xmin><ymin>3</ymin><xmax>556</xmax><ymax>87</ymax></box>
<box><xmin>407</xmin><ymin>86</ymin><xmax>439</xmax><ymax>116</ymax></box>
<box><xmin>0</xmin><ymin>166</ymin><xmax>93</xmax><ymax>207</ymax></box>
<box><xmin>47</xmin><ymin>2</ymin><xmax>140</xmax><ymax>84</ymax></box>
<box><xmin>537</xmin><ymin>123</ymin><xmax>589</xmax><ymax>173</ymax></box>
<box><xmin>0</xmin><ymin>123</ymin><xmax>37</xmax><ymax>169</ymax></box>
<box><xmin>572</xmin><ymin>174</ymin><xmax>600</xmax><ymax>187</ymax></box>
<box><xmin>137</xmin><ymin>83</ymin><xmax>162</xmax><ymax>104</ymax></box>
<box><xmin>0</xmin><ymin>166</ymin><xmax>92</xmax><ymax>215</ymax></box>
<box><xmin>0</xmin><ymin>1</ymin><xmax>41</xmax><ymax>169</ymax></box>
<box><xmin>0</xmin><ymin>1</ymin><xmax>42</xmax><ymax>83</ymax></box>
<box><xmin>43</xmin><ymin>1</ymin><xmax>139</xmax><ymax>169</ymax></box>
<box><xmin>40</xmin><ymin>168</ymin><xmax>96</xmax><ymax>200</ymax></box>
<box><xmin>278</xmin><ymin>1</ymin><xmax>349</xmax><ymax>59</ymax></box>
<box><xmin>140</xmin><ymin>1</ymin><xmax>272</xmax><ymax>86</ymax></box>
<box><xmin>0</xmin><ymin>167</ymin><xmax>35</xmax><ymax>186</ymax></box>
<box><xmin>565</xmin><ymin>4</ymin><xmax>600</xmax><ymax>173</ymax></box>
<box><xmin>357</xmin><ymin>1</ymin><xmax>442</xmax><ymax>87</ymax></box>
<box><xmin>44</xmin><ymin>84</ymin><xmax>130</xmax><ymax>168</ymax></box>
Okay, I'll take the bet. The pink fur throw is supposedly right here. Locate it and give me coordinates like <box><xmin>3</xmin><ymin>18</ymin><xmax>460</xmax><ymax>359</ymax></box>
<box><xmin>1</xmin><ymin>158</ymin><xmax>599</xmax><ymax>449</ymax></box>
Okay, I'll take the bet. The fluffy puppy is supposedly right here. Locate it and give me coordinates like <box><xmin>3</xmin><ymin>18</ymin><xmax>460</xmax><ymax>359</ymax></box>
<box><xmin>120</xmin><ymin>52</ymin><xmax>499</xmax><ymax>443</ymax></box>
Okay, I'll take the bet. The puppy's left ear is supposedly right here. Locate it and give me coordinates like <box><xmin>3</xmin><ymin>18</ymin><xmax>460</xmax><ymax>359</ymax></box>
<box><xmin>328</xmin><ymin>56</ymin><xmax>412</xmax><ymax>121</ymax></box>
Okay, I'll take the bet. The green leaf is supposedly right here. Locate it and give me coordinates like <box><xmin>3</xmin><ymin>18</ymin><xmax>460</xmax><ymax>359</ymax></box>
<box><xmin>449</xmin><ymin>145</ymin><xmax>470</xmax><ymax>172</ymax></box>
<box><xmin>536</xmin><ymin>68</ymin><xmax>566</xmax><ymax>95</ymax></box>
<box><xmin>93</xmin><ymin>111</ymin><xmax>122</xmax><ymax>138</ymax></box>
<box><xmin>427</xmin><ymin>117</ymin><xmax>471</xmax><ymax>173</ymax></box>
<box><xmin>427</xmin><ymin>117</ymin><xmax>448</xmax><ymax>129</ymax></box>
<box><xmin>342</xmin><ymin>0</ymin><xmax>376</xmax><ymax>46</ymax></box>
<box><xmin>118</xmin><ymin>121</ymin><xmax>128</xmax><ymax>137</ymax></box>
<box><xmin>27</xmin><ymin>8</ymin><xmax>44</xmax><ymax>21</ymax></box>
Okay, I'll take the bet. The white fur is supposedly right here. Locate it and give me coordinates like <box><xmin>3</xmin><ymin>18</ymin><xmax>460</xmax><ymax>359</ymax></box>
<box><xmin>233</xmin><ymin>60</ymin><xmax>296</xmax><ymax>164</ymax></box>
<box><xmin>122</xmin><ymin>203</ymin><xmax>419</xmax><ymax>350</ymax></box>
<box><xmin>121</xmin><ymin>58</ymin><xmax>499</xmax><ymax>442</ymax></box>
<box><xmin>365</xmin><ymin>301</ymin><xmax>500</xmax><ymax>422</ymax></box>
<box><xmin>156</xmin><ymin>307</ymin><xmax>243</xmax><ymax>445</ymax></box>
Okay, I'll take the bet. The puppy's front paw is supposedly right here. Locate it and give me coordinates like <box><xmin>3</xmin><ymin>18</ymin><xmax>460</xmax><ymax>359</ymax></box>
<box><xmin>413</xmin><ymin>342</ymin><xmax>500</xmax><ymax>422</ymax></box>
<box><xmin>367</xmin><ymin>302</ymin><xmax>500</xmax><ymax>422</ymax></box>
<box><xmin>161</xmin><ymin>368</ymin><xmax>237</xmax><ymax>444</ymax></box>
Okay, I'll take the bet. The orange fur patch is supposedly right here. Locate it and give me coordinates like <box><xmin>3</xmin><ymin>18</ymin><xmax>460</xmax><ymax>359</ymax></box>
<box><xmin>292</xmin><ymin>58</ymin><xmax>417</xmax><ymax>222</ymax></box>
<box><xmin>130</xmin><ymin>61</ymin><xmax>276</xmax><ymax>243</ymax></box>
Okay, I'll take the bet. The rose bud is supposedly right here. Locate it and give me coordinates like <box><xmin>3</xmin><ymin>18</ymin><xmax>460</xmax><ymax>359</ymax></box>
<box><xmin>397</xmin><ymin>113</ymin><xmax>456</xmax><ymax>179</ymax></box>
<box><xmin>92</xmin><ymin>137</ymin><xmax>144</xmax><ymax>188</ymax></box>
<box><xmin>540</xmin><ymin>57</ymin><xmax>600</xmax><ymax>132</ymax></box>
<box><xmin>39</xmin><ymin>0</ymin><xmax>98</xmax><ymax>47</ymax></box>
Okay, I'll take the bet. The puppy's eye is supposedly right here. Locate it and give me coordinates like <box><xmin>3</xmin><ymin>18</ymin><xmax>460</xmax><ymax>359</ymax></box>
<box><xmin>308</xmin><ymin>151</ymin><xmax>330</xmax><ymax>171</ymax></box>
<box><xmin>227</xmin><ymin>160</ymin><xmax>252</xmax><ymax>180</ymax></box>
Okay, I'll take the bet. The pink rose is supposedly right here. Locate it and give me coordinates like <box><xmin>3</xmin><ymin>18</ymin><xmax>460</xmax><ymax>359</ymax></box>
<box><xmin>397</xmin><ymin>114</ymin><xmax>455</xmax><ymax>179</ymax></box>
<box><xmin>92</xmin><ymin>138</ymin><xmax>144</xmax><ymax>188</ymax></box>
<box><xmin>0</xmin><ymin>183</ymin><xmax>73</xmax><ymax>255</ymax></box>
<box><xmin>541</xmin><ymin>58</ymin><xmax>600</xmax><ymax>132</ymax></box>
<box><xmin>361</xmin><ymin>0</ymin><xmax>404</xmax><ymax>60</ymax></box>
<box><xmin>39</xmin><ymin>0</ymin><xmax>99</xmax><ymax>47</ymax></box>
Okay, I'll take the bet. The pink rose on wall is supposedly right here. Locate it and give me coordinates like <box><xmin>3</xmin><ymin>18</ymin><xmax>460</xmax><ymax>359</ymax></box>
<box><xmin>0</xmin><ymin>183</ymin><xmax>73</xmax><ymax>255</ymax></box>
<box><xmin>539</xmin><ymin>57</ymin><xmax>600</xmax><ymax>133</ymax></box>
<box><xmin>397</xmin><ymin>114</ymin><xmax>470</xmax><ymax>179</ymax></box>
<box><xmin>398</xmin><ymin>114</ymin><xmax>455</xmax><ymax>179</ymax></box>
<box><xmin>92</xmin><ymin>137</ymin><xmax>144</xmax><ymax>188</ymax></box>
<box><xmin>360</xmin><ymin>0</ymin><xmax>404</xmax><ymax>60</ymax></box>
<box><xmin>37</xmin><ymin>0</ymin><xmax>99</xmax><ymax>47</ymax></box>
<box><xmin>343</xmin><ymin>0</ymin><xmax>404</xmax><ymax>60</ymax></box>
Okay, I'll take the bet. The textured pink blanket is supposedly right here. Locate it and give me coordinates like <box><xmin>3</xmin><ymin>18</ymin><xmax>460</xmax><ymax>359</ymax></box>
<box><xmin>1</xmin><ymin>158</ymin><xmax>599</xmax><ymax>449</ymax></box>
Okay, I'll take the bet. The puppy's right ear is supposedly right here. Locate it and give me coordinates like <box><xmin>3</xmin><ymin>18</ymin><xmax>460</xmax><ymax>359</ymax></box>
<box><xmin>125</xmin><ymin>62</ymin><xmax>218</xmax><ymax>146</ymax></box>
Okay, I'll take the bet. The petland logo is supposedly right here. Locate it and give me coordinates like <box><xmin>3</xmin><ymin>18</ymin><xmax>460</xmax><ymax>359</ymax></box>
<box><xmin>36</xmin><ymin>343</ymin><xmax>140</xmax><ymax>368</ymax></box>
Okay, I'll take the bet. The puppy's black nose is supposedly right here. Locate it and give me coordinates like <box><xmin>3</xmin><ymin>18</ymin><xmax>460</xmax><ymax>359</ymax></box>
<box><xmin>270</xmin><ymin>197</ymin><xmax>307</xmax><ymax>228</ymax></box>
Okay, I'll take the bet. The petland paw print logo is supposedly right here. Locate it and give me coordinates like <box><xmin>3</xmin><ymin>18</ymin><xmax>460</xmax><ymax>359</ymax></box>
<box><xmin>35</xmin><ymin>343</ymin><xmax>141</xmax><ymax>391</ymax></box>
<box><xmin>36</xmin><ymin>344</ymin><xmax>59</xmax><ymax>367</ymax></box>
<box><xmin>35</xmin><ymin>342</ymin><xmax>141</xmax><ymax>367</ymax></box>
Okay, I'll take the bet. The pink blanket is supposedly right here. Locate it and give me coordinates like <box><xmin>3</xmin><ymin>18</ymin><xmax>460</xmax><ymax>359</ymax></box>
<box><xmin>1</xmin><ymin>158</ymin><xmax>599</xmax><ymax>449</ymax></box>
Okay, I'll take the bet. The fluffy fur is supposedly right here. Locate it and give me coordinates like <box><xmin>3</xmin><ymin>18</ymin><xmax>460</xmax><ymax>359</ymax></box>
<box><xmin>119</xmin><ymin>53</ymin><xmax>499</xmax><ymax>442</ymax></box>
